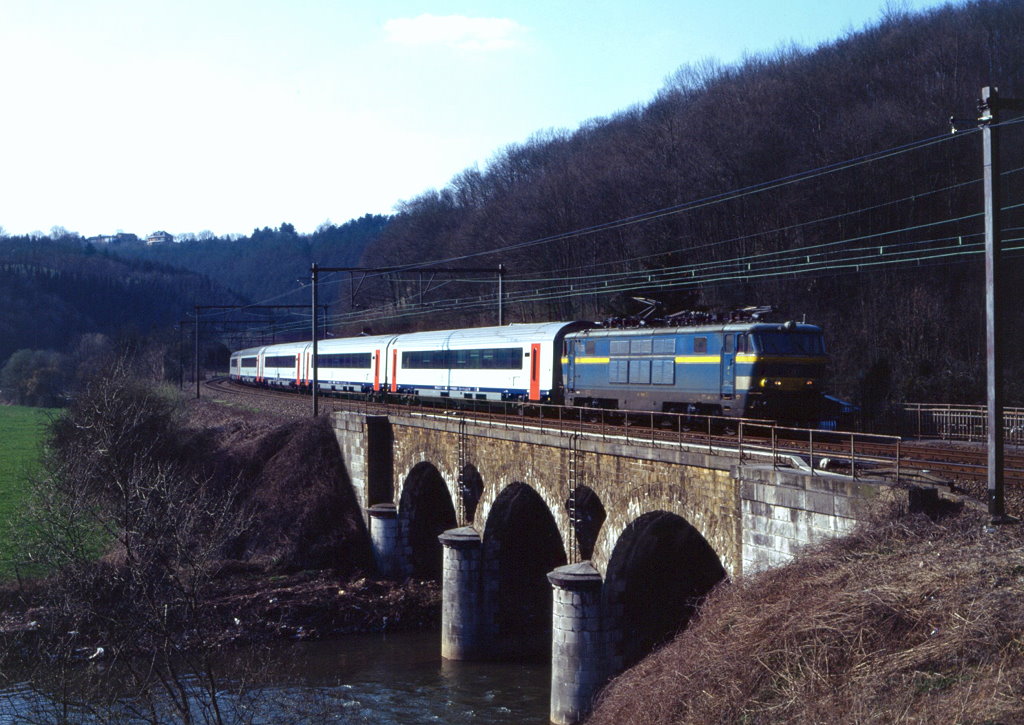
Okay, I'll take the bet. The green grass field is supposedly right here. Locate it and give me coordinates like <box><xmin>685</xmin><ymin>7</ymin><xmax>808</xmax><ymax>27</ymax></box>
<box><xmin>0</xmin><ymin>405</ymin><xmax>58</xmax><ymax>580</ymax></box>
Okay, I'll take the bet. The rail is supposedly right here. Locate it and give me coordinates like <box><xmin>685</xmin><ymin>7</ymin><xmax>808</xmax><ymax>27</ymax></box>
<box><xmin>898</xmin><ymin>403</ymin><xmax>1024</xmax><ymax>445</ymax></box>
<box><xmin>342</xmin><ymin>397</ymin><xmax>909</xmax><ymax>485</ymax></box>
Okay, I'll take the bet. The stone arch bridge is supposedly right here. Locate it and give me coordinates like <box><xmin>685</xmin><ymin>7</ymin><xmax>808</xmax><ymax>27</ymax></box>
<box><xmin>332</xmin><ymin>408</ymin><xmax>915</xmax><ymax>724</ymax></box>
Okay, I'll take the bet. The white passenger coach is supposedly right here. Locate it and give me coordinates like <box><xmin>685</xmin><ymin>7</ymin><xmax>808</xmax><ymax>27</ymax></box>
<box><xmin>229</xmin><ymin>321</ymin><xmax>588</xmax><ymax>403</ymax></box>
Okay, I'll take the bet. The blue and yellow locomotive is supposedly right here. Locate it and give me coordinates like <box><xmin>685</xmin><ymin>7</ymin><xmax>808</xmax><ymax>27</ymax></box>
<box><xmin>562</xmin><ymin>319</ymin><xmax>827</xmax><ymax>425</ymax></box>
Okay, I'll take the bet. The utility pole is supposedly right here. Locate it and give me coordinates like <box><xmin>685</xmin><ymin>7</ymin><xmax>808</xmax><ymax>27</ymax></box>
<box><xmin>192</xmin><ymin>304</ymin><xmax>326</xmax><ymax>401</ymax></box>
<box><xmin>194</xmin><ymin>306</ymin><xmax>201</xmax><ymax>399</ymax></box>
<box><xmin>312</xmin><ymin>263</ymin><xmax>319</xmax><ymax>417</ymax></box>
<box><xmin>177</xmin><ymin>322</ymin><xmax>185</xmax><ymax>390</ymax></box>
<box><xmin>971</xmin><ymin>86</ymin><xmax>1023</xmax><ymax>523</ymax></box>
<box><xmin>498</xmin><ymin>263</ymin><xmax>504</xmax><ymax>326</ymax></box>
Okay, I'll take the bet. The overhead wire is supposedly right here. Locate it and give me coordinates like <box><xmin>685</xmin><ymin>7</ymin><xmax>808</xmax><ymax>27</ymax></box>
<box><xmin>226</xmin><ymin>117</ymin><xmax>1024</xmax><ymax>340</ymax></box>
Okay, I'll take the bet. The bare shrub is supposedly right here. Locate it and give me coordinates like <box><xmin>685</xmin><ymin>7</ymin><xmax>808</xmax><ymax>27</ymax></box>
<box><xmin>5</xmin><ymin>360</ymin><xmax>258</xmax><ymax>723</ymax></box>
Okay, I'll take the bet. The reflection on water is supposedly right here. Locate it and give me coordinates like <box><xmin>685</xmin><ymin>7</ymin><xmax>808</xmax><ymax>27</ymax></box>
<box><xmin>1</xmin><ymin>631</ymin><xmax>552</xmax><ymax>724</ymax></box>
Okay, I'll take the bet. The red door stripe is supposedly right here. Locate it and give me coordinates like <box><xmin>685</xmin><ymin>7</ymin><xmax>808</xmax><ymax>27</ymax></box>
<box><xmin>529</xmin><ymin>343</ymin><xmax>541</xmax><ymax>401</ymax></box>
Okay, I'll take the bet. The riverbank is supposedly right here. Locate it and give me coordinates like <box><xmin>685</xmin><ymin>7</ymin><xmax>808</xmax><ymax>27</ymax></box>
<box><xmin>1</xmin><ymin>569</ymin><xmax>439</xmax><ymax>648</ymax></box>
<box><xmin>0</xmin><ymin>378</ymin><xmax>441</xmax><ymax>678</ymax></box>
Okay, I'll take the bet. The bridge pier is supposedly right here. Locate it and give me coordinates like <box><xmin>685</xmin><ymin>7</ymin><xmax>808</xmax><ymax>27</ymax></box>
<box><xmin>439</xmin><ymin>527</ymin><xmax>485</xmax><ymax>660</ymax></box>
<box><xmin>335</xmin><ymin>409</ymin><xmax>908</xmax><ymax>723</ymax></box>
<box><xmin>548</xmin><ymin>562</ymin><xmax>608</xmax><ymax>725</ymax></box>
<box><xmin>368</xmin><ymin>503</ymin><xmax>400</xmax><ymax>578</ymax></box>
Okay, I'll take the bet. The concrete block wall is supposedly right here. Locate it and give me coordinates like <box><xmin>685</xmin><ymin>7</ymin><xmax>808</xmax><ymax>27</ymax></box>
<box><xmin>333</xmin><ymin>410</ymin><xmax>373</xmax><ymax>517</ymax></box>
<box><xmin>737</xmin><ymin>464</ymin><xmax>898</xmax><ymax>573</ymax></box>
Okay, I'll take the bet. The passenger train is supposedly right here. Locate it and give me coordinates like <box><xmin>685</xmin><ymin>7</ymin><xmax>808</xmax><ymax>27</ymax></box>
<box><xmin>229</xmin><ymin>314</ymin><xmax>828</xmax><ymax>425</ymax></box>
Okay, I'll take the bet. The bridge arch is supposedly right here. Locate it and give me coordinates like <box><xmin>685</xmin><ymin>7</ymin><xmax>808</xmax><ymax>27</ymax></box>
<box><xmin>604</xmin><ymin>510</ymin><xmax>726</xmax><ymax>670</ymax></box>
<box><xmin>482</xmin><ymin>481</ymin><xmax>567</xmax><ymax>659</ymax></box>
<box><xmin>398</xmin><ymin>461</ymin><xmax>457</xmax><ymax>580</ymax></box>
<box><xmin>567</xmin><ymin>485</ymin><xmax>606</xmax><ymax>561</ymax></box>
<box><xmin>459</xmin><ymin>463</ymin><xmax>484</xmax><ymax>525</ymax></box>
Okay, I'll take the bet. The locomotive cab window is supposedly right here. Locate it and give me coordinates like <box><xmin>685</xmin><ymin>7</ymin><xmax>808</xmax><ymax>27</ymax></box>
<box><xmin>754</xmin><ymin>332</ymin><xmax>826</xmax><ymax>355</ymax></box>
<box><xmin>723</xmin><ymin>334</ymin><xmax>735</xmax><ymax>354</ymax></box>
<box><xmin>737</xmin><ymin>334</ymin><xmax>749</xmax><ymax>353</ymax></box>
<box><xmin>693</xmin><ymin>337</ymin><xmax>708</xmax><ymax>354</ymax></box>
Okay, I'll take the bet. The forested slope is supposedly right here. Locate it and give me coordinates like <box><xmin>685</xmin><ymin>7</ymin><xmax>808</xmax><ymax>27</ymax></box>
<box><xmin>118</xmin><ymin>215</ymin><xmax>389</xmax><ymax>305</ymax></box>
<box><xmin>0</xmin><ymin>237</ymin><xmax>239</xmax><ymax>366</ymax></box>
<box><xmin>355</xmin><ymin>0</ymin><xmax>1024</xmax><ymax>409</ymax></box>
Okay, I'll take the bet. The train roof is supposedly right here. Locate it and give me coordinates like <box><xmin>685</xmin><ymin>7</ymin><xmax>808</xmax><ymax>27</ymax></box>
<box><xmin>565</xmin><ymin>321</ymin><xmax>822</xmax><ymax>338</ymax></box>
<box><xmin>389</xmin><ymin>321</ymin><xmax>588</xmax><ymax>347</ymax></box>
<box><xmin>231</xmin><ymin>321</ymin><xmax>588</xmax><ymax>356</ymax></box>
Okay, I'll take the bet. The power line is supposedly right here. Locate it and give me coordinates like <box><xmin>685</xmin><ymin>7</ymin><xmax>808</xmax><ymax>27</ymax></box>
<box><xmin>228</xmin><ymin>119</ymin><xmax>1024</xmax><ymax>334</ymax></box>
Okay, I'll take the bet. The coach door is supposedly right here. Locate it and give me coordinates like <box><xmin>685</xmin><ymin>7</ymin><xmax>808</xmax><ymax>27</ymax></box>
<box><xmin>529</xmin><ymin>343</ymin><xmax>542</xmax><ymax>401</ymax></box>
<box><xmin>720</xmin><ymin>333</ymin><xmax>736</xmax><ymax>398</ymax></box>
<box><xmin>564</xmin><ymin>340</ymin><xmax>576</xmax><ymax>393</ymax></box>
<box><xmin>373</xmin><ymin>349</ymin><xmax>381</xmax><ymax>392</ymax></box>
<box><xmin>391</xmin><ymin>349</ymin><xmax>398</xmax><ymax>392</ymax></box>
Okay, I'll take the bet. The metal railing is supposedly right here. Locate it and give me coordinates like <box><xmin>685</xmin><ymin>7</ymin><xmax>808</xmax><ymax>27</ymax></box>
<box><xmin>898</xmin><ymin>403</ymin><xmax>1024</xmax><ymax>445</ymax></box>
<box><xmin>338</xmin><ymin>396</ymin><xmax>906</xmax><ymax>484</ymax></box>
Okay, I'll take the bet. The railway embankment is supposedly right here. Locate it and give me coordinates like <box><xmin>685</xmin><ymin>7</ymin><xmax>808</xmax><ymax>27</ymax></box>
<box><xmin>588</xmin><ymin>505</ymin><xmax>1024</xmax><ymax>724</ymax></box>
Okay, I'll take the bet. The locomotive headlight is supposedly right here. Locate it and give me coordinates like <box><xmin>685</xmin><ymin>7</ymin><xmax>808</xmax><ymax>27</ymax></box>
<box><xmin>760</xmin><ymin>378</ymin><xmax>768</xmax><ymax>388</ymax></box>
<box><xmin>806</xmin><ymin>379</ymin><xmax>815</xmax><ymax>387</ymax></box>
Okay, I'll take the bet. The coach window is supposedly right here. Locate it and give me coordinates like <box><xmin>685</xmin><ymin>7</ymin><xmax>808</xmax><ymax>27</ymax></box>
<box><xmin>693</xmin><ymin>337</ymin><xmax>707</xmax><ymax>354</ymax></box>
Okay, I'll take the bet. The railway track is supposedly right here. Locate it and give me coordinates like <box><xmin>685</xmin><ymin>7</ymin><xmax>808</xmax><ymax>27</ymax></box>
<box><xmin>202</xmin><ymin>378</ymin><xmax>1023</xmax><ymax>505</ymax></box>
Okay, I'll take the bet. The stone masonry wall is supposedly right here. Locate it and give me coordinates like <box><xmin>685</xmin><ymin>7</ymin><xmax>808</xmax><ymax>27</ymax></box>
<box><xmin>381</xmin><ymin>413</ymin><xmax>745</xmax><ymax>578</ymax></box>
<box><xmin>737</xmin><ymin>464</ymin><xmax>901</xmax><ymax>573</ymax></box>
<box><xmin>334</xmin><ymin>410</ymin><xmax>901</xmax><ymax>580</ymax></box>
<box><xmin>333</xmin><ymin>410</ymin><xmax>372</xmax><ymax>524</ymax></box>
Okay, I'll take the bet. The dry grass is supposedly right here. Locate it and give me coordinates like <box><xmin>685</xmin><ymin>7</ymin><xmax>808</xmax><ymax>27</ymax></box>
<box><xmin>182</xmin><ymin>398</ymin><xmax>373</xmax><ymax>574</ymax></box>
<box><xmin>589</xmin><ymin>509</ymin><xmax>1024</xmax><ymax>724</ymax></box>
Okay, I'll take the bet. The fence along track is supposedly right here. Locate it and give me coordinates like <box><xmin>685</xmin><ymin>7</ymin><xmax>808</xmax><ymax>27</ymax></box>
<box><xmin>210</xmin><ymin>379</ymin><xmax>1024</xmax><ymax>496</ymax></box>
<box><xmin>898</xmin><ymin>403</ymin><xmax>1024</xmax><ymax>445</ymax></box>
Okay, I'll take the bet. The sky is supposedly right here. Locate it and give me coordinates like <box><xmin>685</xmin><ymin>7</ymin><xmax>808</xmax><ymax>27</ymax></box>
<box><xmin>0</xmin><ymin>0</ymin><xmax>956</xmax><ymax>239</ymax></box>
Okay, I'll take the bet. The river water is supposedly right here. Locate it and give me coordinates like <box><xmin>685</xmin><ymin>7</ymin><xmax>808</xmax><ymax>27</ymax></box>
<box><xmin>1</xmin><ymin>631</ymin><xmax>553</xmax><ymax>724</ymax></box>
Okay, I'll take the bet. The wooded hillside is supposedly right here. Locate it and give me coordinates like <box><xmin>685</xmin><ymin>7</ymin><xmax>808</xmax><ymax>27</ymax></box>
<box><xmin>352</xmin><ymin>0</ymin><xmax>1024</xmax><ymax>409</ymax></box>
<box><xmin>0</xmin><ymin>216</ymin><xmax>388</xmax><ymax>393</ymax></box>
<box><xmin>118</xmin><ymin>214</ymin><xmax>388</xmax><ymax>306</ymax></box>
<box><xmin>0</xmin><ymin>237</ymin><xmax>238</xmax><ymax>366</ymax></box>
